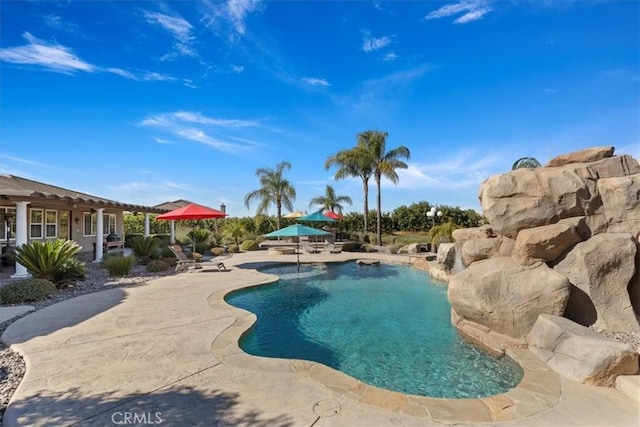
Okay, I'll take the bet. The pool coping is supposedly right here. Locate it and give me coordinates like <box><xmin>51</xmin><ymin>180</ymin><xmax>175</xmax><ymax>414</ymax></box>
<box><xmin>208</xmin><ymin>260</ymin><xmax>562</xmax><ymax>423</ymax></box>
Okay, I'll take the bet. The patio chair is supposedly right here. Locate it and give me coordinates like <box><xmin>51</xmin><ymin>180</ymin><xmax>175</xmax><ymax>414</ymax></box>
<box><xmin>325</xmin><ymin>243</ymin><xmax>342</xmax><ymax>254</ymax></box>
<box><xmin>169</xmin><ymin>245</ymin><xmax>197</xmax><ymax>272</ymax></box>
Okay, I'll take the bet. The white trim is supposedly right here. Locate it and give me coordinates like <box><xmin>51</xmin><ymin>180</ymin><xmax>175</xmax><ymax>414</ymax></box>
<box><xmin>29</xmin><ymin>208</ymin><xmax>43</xmax><ymax>239</ymax></box>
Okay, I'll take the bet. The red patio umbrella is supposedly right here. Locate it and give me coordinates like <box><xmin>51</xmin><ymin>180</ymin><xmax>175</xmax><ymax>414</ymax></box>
<box><xmin>324</xmin><ymin>211</ymin><xmax>343</xmax><ymax>220</ymax></box>
<box><xmin>157</xmin><ymin>203</ymin><xmax>227</xmax><ymax>251</ymax></box>
<box><xmin>157</xmin><ymin>203</ymin><xmax>227</xmax><ymax>220</ymax></box>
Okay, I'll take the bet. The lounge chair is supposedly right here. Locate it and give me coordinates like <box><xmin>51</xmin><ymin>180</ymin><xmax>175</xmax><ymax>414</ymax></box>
<box><xmin>325</xmin><ymin>244</ymin><xmax>342</xmax><ymax>254</ymax></box>
<box><xmin>169</xmin><ymin>245</ymin><xmax>197</xmax><ymax>272</ymax></box>
<box><xmin>302</xmin><ymin>242</ymin><xmax>320</xmax><ymax>254</ymax></box>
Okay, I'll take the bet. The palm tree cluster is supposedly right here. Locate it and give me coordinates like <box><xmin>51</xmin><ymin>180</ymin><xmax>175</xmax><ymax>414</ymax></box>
<box><xmin>326</xmin><ymin>130</ymin><xmax>410</xmax><ymax>245</ymax></box>
<box><xmin>244</xmin><ymin>130</ymin><xmax>410</xmax><ymax>245</ymax></box>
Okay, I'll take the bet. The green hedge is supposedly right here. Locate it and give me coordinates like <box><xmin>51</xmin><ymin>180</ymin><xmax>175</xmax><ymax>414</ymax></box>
<box><xmin>0</xmin><ymin>279</ymin><xmax>56</xmax><ymax>304</ymax></box>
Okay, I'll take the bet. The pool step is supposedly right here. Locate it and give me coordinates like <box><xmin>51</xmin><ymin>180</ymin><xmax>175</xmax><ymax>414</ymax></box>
<box><xmin>615</xmin><ymin>375</ymin><xmax>640</xmax><ymax>403</ymax></box>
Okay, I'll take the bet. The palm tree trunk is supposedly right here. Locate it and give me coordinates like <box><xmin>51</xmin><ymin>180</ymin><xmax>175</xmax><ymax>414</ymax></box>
<box><xmin>362</xmin><ymin>179</ymin><xmax>369</xmax><ymax>234</ymax></box>
<box><xmin>276</xmin><ymin>202</ymin><xmax>282</xmax><ymax>230</ymax></box>
<box><xmin>376</xmin><ymin>174</ymin><xmax>382</xmax><ymax>246</ymax></box>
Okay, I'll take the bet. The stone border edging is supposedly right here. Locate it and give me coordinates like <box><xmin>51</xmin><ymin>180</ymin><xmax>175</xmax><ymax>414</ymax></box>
<box><xmin>208</xmin><ymin>260</ymin><xmax>562</xmax><ymax>422</ymax></box>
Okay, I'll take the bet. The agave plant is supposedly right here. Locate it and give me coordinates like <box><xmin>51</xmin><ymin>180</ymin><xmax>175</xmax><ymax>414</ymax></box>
<box><xmin>186</xmin><ymin>229</ymin><xmax>211</xmax><ymax>244</ymax></box>
<box><xmin>14</xmin><ymin>239</ymin><xmax>82</xmax><ymax>282</ymax></box>
<box><xmin>129</xmin><ymin>236</ymin><xmax>160</xmax><ymax>263</ymax></box>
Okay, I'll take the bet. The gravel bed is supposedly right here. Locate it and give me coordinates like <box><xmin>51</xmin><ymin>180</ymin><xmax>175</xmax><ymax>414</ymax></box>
<box><xmin>0</xmin><ymin>263</ymin><xmax>175</xmax><ymax>422</ymax></box>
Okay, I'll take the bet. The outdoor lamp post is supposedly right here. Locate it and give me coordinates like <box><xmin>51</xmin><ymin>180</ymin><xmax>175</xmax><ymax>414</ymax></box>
<box><xmin>427</xmin><ymin>207</ymin><xmax>442</xmax><ymax>228</ymax></box>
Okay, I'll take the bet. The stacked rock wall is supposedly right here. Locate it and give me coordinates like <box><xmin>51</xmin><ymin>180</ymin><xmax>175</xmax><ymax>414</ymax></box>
<box><xmin>446</xmin><ymin>147</ymin><xmax>640</xmax><ymax>375</ymax></box>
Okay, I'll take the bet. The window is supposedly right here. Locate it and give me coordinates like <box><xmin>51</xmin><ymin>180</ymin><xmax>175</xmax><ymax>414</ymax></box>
<box><xmin>103</xmin><ymin>214</ymin><xmax>116</xmax><ymax>235</ymax></box>
<box><xmin>30</xmin><ymin>208</ymin><xmax>43</xmax><ymax>239</ymax></box>
<box><xmin>83</xmin><ymin>212</ymin><xmax>96</xmax><ymax>236</ymax></box>
<box><xmin>0</xmin><ymin>207</ymin><xmax>16</xmax><ymax>242</ymax></box>
<box><xmin>45</xmin><ymin>210</ymin><xmax>58</xmax><ymax>238</ymax></box>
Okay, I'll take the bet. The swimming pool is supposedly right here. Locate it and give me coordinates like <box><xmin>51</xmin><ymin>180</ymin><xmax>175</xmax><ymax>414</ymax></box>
<box><xmin>225</xmin><ymin>262</ymin><xmax>523</xmax><ymax>398</ymax></box>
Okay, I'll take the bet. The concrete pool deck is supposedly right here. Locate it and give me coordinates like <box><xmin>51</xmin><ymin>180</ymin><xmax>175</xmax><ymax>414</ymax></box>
<box><xmin>2</xmin><ymin>250</ymin><xmax>638</xmax><ymax>426</ymax></box>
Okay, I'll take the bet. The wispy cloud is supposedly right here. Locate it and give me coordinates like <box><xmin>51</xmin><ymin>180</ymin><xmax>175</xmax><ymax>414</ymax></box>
<box><xmin>139</xmin><ymin>111</ymin><xmax>265</xmax><ymax>154</ymax></box>
<box><xmin>231</xmin><ymin>64</ymin><xmax>244</xmax><ymax>73</ymax></box>
<box><xmin>362</xmin><ymin>34</ymin><xmax>392</xmax><ymax>53</ymax></box>
<box><xmin>348</xmin><ymin>64</ymin><xmax>436</xmax><ymax>114</ymax></box>
<box><xmin>44</xmin><ymin>15</ymin><xmax>79</xmax><ymax>33</ymax></box>
<box><xmin>302</xmin><ymin>77</ymin><xmax>331</xmax><ymax>86</ymax></box>
<box><xmin>0</xmin><ymin>154</ymin><xmax>63</xmax><ymax>170</ymax></box>
<box><xmin>0</xmin><ymin>32</ymin><xmax>94</xmax><ymax>73</ymax></box>
<box><xmin>425</xmin><ymin>0</ymin><xmax>493</xmax><ymax>24</ymax></box>
<box><xmin>383</xmin><ymin>52</ymin><xmax>398</xmax><ymax>61</ymax></box>
<box><xmin>143</xmin><ymin>11</ymin><xmax>197</xmax><ymax>59</ymax></box>
<box><xmin>0</xmin><ymin>32</ymin><xmax>182</xmax><ymax>84</ymax></box>
<box><xmin>202</xmin><ymin>0</ymin><xmax>263</xmax><ymax>37</ymax></box>
<box><xmin>391</xmin><ymin>149</ymin><xmax>501</xmax><ymax>190</ymax></box>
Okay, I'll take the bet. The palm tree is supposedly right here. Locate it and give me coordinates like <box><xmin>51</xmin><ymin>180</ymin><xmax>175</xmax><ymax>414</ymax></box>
<box><xmin>325</xmin><ymin>144</ymin><xmax>374</xmax><ymax>232</ymax></box>
<box><xmin>308</xmin><ymin>185</ymin><xmax>353</xmax><ymax>214</ymax></box>
<box><xmin>512</xmin><ymin>157</ymin><xmax>541</xmax><ymax>170</ymax></box>
<box><xmin>358</xmin><ymin>130</ymin><xmax>410</xmax><ymax>246</ymax></box>
<box><xmin>244</xmin><ymin>161</ymin><xmax>296</xmax><ymax>231</ymax></box>
<box><xmin>223</xmin><ymin>222</ymin><xmax>246</xmax><ymax>247</ymax></box>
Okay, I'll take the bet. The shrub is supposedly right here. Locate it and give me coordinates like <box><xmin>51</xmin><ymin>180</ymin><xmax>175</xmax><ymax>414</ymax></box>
<box><xmin>14</xmin><ymin>239</ymin><xmax>82</xmax><ymax>283</ymax></box>
<box><xmin>0</xmin><ymin>279</ymin><xmax>56</xmax><ymax>304</ymax></box>
<box><xmin>103</xmin><ymin>255</ymin><xmax>136</xmax><ymax>277</ymax></box>
<box><xmin>152</xmin><ymin>234</ymin><xmax>171</xmax><ymax>246</ymax></box>
<box><xmin>146</xmin><ymin>259</ymin><xmax>172</xmax><ymax>272</ymax></box>
<box><xmin>362</xmin><ymin>234</ymin><xmax>371</xmax><ymax>244</ymax></box>
<box><xmin>53</xmin><ymin>257</ymin><xmax>87</xmax><ymax>287</ymax></box>
<box><xmin>188</xmin><ymin>252</ymin><xmax>203</xmax><ymax>262</ymax></box>
<box><xmin>195</xmin><ymin>242</ymin><xmax>211</xmax><ymax>254</ymax></box>
<box><xmin>341</xmin><ymin>242</ymin><xmax>362</xmax><ymax>252</ymax></box>
<box><xmin>240</xmin><ymin>240</ymin><xmax>260</xmax><ymax>251</ymax></box>
<box><xmin>228</xmin><ymin>244</ymin><xmax>240</xmax><ymax>253</ymax></box>
<box><xmin>129</xmin><ymin>236</ymin><xmax>160</xmax><ymax>264</ymax></box>
<box><xmin>124</xmin><ymin>233</ymin><xmax>143</xmax><ymax>248</ymax></box>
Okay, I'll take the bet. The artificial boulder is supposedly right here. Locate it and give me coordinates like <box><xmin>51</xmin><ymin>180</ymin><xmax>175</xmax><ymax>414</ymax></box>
<box><xmin>448</xmin><ymin>257</ymin><xmax>570</xmax><ymax>338</ymax></box>
<box><xmin>598</xmin><ymin>174</ymin><xmax>640</xmax><ymax>223</ymax></box>
<box><xmin>512</xmin><ymin>222</ymin><xmax>582</xmax><ymax>266</ymax></box>
<box><xmin>527</xmin><ymin>314</ymin><xmax>638</xmax><ymax>386</ymax></box>
<box><xmin>398</xmin><ymin>243</ymin><xmax>420</xmax><ymax>254</ymax></box>
<box><xmin>554</xmin><ymin>233</ymin><xmax>639</xmax><ymax>333</ymax></box>
<box><xmin>436</xmin><ymin>243</ymin><xmax>456</xmax><ymax>271</ymax></box>
<box><xmin>479</xmin><ymin>155</ymin><xmax>640</xmax><ymax>238</ymax></box>
<box><xmin>452</xmin><ymin>226</ymin><xmax>493</xmax><ymax>243</ymax></box>
<box><xmin>546</xmin><ymin>146</ymin><xmax>614</xmax><ymax>167</ymax></box>
<box><xmin>460</xmin><ymin>237</ymin><xmax>501</xmax><ymax>266</ymax></box>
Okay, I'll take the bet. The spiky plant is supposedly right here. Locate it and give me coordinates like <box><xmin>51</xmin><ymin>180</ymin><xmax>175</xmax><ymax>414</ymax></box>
<box><xmin>14</xmin><ymin>239</ymin><xmax>82</xmax><ymax>282</ymax></box>
<box><xmin>512</xmin><ymin>157</ymin><xmax>541</xmax><ymax>170</ymax></box>
<box><xmin>129</xmin><ymin>236</ymin><xmax>160</xmax><ymax>264</ymax></box>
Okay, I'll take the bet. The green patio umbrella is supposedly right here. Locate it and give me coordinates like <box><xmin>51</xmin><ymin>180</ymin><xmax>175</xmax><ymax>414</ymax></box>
<box><xmin>264</xmin><ymin>224</ymin><xmax>330</xmax><ymax>271</ymax></box>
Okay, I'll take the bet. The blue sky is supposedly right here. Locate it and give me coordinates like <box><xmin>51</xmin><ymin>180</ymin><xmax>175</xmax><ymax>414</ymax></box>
<box><xmin>1</xmin><ymin>0</ymin><xmax>638</xmax><ymax>217</ymax></box>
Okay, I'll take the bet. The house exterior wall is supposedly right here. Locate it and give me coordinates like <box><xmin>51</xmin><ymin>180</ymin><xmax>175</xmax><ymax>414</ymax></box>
<box><xmin>1</xmin><ymin>204</ymin><xmax>126</xmax><ymax>255</ymax></box>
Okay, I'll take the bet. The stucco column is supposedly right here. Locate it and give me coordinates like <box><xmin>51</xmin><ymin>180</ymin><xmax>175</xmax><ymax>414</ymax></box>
<box><xmin>144</xmin><ymin>213</ymin><xmax>150</xmax><ymax>237</ymax></box>
<box><xmin>11</xmin><ymin>201</ymin><xmax>30</xmax><ymax>279</ymax></box>
<box><xmin>170</xmin><ymin>220</ymin><xmax>175</xmax><ymax>244</ymax></box>
<box><xmin>94</xmin><ymin>208</ymin><xmax>104</xmax><ymax>263</ymax></box>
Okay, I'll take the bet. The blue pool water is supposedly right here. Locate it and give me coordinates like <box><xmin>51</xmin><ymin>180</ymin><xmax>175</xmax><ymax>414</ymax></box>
<box><xmin>226</xmin><ymin>262</ymin><xmax>523</xmax><ymax>398</ymax></box>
